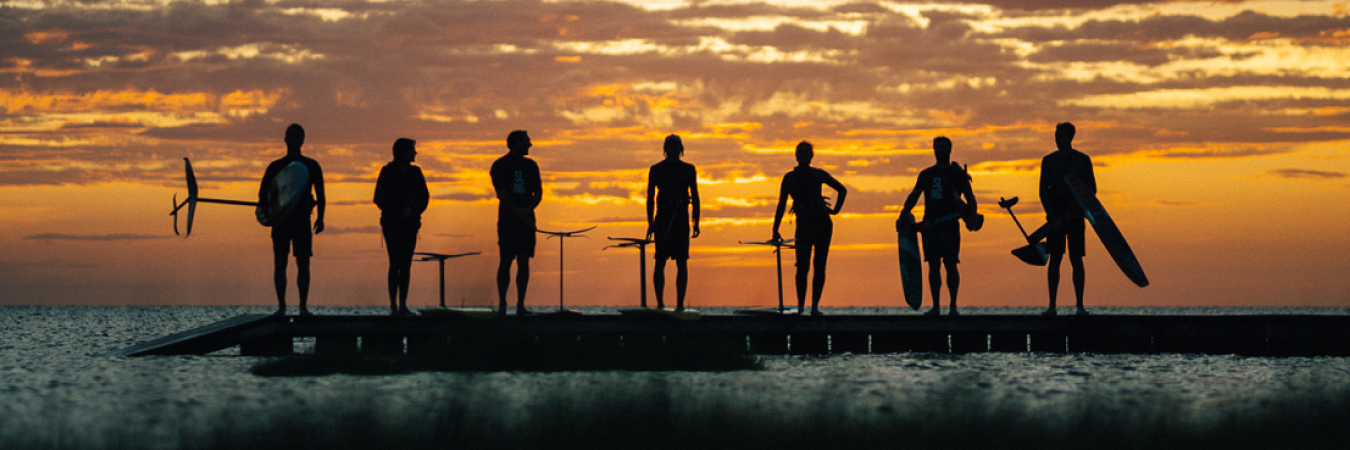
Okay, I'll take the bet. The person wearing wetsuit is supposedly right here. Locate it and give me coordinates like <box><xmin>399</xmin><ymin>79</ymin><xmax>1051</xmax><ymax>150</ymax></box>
<box><xmin>1040</xmin><ymin>122</ymin><xmax>1096</xmax><ymax>316</ymax></box>
<box><xmin>259</xmin><ymin>123</ymin><xmax>325</xmax><ymax>316</ymax></box>
<box><xmin>899</xmin><ymin>137</ymin><xmax>977</xmax><ymax>317</ymax></box>
<box><xmin>374</xmin><ymin>138</ymin><xmax>429</xmax><ymax>316</ymax></box>
<box><xmin>491</xmin><ymin>130</ymin><xmax>543</xmax><ymax>315</ymax></box>
<box><xmin>772</xmin><ymin>141</ymin><xmax>847</xmax><ymax>316</ymax></box>
<box><xmin>646</xmin><ymin>134</ymin><xmax>701</xmax><ymax>311</ymax></box>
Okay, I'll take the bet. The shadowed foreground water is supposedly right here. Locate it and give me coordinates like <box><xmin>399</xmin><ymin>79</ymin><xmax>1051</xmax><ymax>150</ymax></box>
<box><xmin>2</xmin><ymin>305</ymin><xmax>1349</xmax><ymax>449</ymax></box>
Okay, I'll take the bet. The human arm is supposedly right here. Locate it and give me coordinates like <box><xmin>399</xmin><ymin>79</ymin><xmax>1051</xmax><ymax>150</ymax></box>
<box><xmin>689</xmin><ymin>168</ymin><xmax>701</xmax><ymax>238</ymax></box>
<box><xmin>896</xmin><ymin>177</ymin><xmax>923</xmax><ymax>231</ymax></box>
<box><xmin>1039</xmin><ymin>155</ymin><xmax>1058</xmax><ymax>219</ymax></box>
<box><xmin>959</xmin><ymin>169</ymin><xmax>977</xmax><ymax>216</ymax></box>
<box><xmin>372</xmin><ymin>166</ymin><xmax>389</xmax><ymax>211</ymax></box>
<box><xmin>645</xmin><ymin>167</ymin><xmax>656</xmax><ymax>239</ymax></box>
<box><xmin>824</xmin><ymin>173</ymin><xmax>847</xmax><ymax>216</ymax></box>
<box><xmin>771</xmin><ymin>175</ymin><xmax>789</xmax><ymax>242</ymax></box>
<box><xmin>413</xmin><ymin>166</ymin><xmax>430</xmax><ymax>216</ymax></box>
<box><xmin>1082</xmin><ymin>154</ymin><xmax>1097</xmax><ymax>196</ymax></box>
<box><xmin>312</xmin><ymin>162</ymin><xmax>326</xmax><ymax>234</ymax></box>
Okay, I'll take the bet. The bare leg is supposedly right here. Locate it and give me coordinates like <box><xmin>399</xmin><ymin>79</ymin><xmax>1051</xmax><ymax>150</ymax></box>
<box><xmin>387</xmin><ymin>266</ymin><xmax>399</xmax><ymax>314</ymax></box>
<box><xmin>675</xmin><ymin>259</ymin><xmax>689</xmax><ymax>311</ymax></box>
<box><xmin>386</xmin><ymin>239</ymin><xmax>399</xmax><ymax>314</ymax></box>
<box><xmin>497</xmin><ymin>254</ymin><xmax>514</xmax><ymax>315</ymax></box>
<box><xmin>1071</xmin><ymin>255</ymin><xmax>1087</xmax><ymax>315</ymax></box>
<box><xmin>926</xmin><ymin>260</ymin><xmax>943</xmax><ymax>316</ymax></box>
<box><xmin>397</xmin><ymin>262</ymin><xmax>412</xmax><ymax>314</ymax></box>
<box><xmin>1045</xmin><ymin>252</ymin><xmax>1063</xmax><ymax>316</ymax></box>
<box><xmin>653</xmin><ymin>258</ymin><xmax>667</xmax><ymax>309</ymax></box>
<box><xmin>672</xmin><ymin>258</ymin><xmax>685</xmax><ymax>310</ymax></box>
<box><xmin>945</xmin><ymin>259</ymin><xmax>960</xmax><ymax>316</ymax></box>
<box><xmin>296</xmin><ymin>256</ymin><xmax>310</xmax><ymax>315</ymax></box>
<box><xmin>273</xmin><ymin>251</ymin><xmax>288</xmax><ymax>315</ymax></box>
<box><xmin>810</xmin><ymin>243</ymin><xmax>829</xmax><ymax>315</ymax></box>
<box><xmin>515</xmin><ymin>257</ymin><xmax>530</xmax><ymax>314</ymax></box>
<box><xmin>795</xmin><ymin>244</ymin><xmax>812</xmax><ymax>312</ymax></box>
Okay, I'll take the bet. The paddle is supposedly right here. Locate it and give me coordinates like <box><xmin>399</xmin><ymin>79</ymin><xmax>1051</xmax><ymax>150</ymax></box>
<box><xmin>998</xmin><ymin>196</ymin><xmax>1049</xmax><ymax>266</ymax></box>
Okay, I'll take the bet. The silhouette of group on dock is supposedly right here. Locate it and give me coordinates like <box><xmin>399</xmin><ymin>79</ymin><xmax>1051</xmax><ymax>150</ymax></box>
<box><xmin>240</xmin><ymin>121</ymin><xmax>1116</xmax><ymax>317</ymax></box>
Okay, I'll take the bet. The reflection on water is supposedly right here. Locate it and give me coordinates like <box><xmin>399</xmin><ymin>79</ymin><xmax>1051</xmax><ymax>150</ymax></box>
<box><xmin>1</xmin><ymin>306</ymin><xmax>1347</xmax><ymax>448</ymax></box>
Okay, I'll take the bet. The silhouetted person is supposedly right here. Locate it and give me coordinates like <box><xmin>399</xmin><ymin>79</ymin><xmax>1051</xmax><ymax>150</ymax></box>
<box><xmin>259</xmin><ymin>123</ymin><xmax>325</xmax><ymax>316</ymax></box>
<box><xmin>374</xmin><ymin>138</ymin><xmax>429</xmax><ymax>316</ymax></box>
<box><xmin>1041</xmin><ymin>122</ymin><xmax>1095</xmax><ymax>316</ymax></box>
<box><xmin>646</xmin><ymin>134</ymin><xmax>701</xmax><ymax>311</ymax></box>
<box><xmin>491</xmin><ymin>130</ymin><xmax>542</xmax><ymax>315</ymax></box>
<box><xmin>899</xmin><ymin>137</ymin><xmax>977</xmax><ymax>317</ymax></box>
<box><xmin>772</xmin><ymin>141</ymin><xmax>847</xmax><ymax>316</ymax></box>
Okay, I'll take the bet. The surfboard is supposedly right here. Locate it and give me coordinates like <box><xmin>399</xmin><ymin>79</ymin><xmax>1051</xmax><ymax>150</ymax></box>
<box><xmin>896</xmin><ymin>214</ymin><xmax>923</xmax><ymax>310</ymax></box>
<box><xmin>262</xmin><ymin>161</ymin><xmax>310</xmax><ymax>225</ymax></box>
<box><xmin>1065</xmin><ymin>173</ymin><xmax>1149</xmax><ymax>287</ymax></box>
<box><xmin>537</xmin><ymin>309</ymin><xmax>583</xmax><ymax>317</ymax></box>
<box><xmin>620</xmin><ymin>307</ymin><xmax>702</xmax><ymax>321</ymax></box>
<box><xmin>418</xmin><ymin>307</ymin><xmax>498</xmax><ymax>320</ymax></box>
<box><xmin>733</xmin><ymin>307</ymin><xmax>800</xmax><ymax>316</ymax></box>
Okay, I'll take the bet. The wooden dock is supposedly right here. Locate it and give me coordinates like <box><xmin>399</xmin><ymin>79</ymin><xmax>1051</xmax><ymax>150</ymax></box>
<box><xmin>111</xmin><ymin>314</ymin><xmax>1350</xmax><ymax>357</ymax></box>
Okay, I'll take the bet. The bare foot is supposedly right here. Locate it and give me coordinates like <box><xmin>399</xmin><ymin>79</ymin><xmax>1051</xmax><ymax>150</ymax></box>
<box><xmin>1041</xmin><ymin>308</ymin><xmax>1057</xmax><ymax>317</ymax></box>
<box><xmin>924</xmin><ymin>308</ymin><xmax>941</xmax><ymax>317</ymax></box>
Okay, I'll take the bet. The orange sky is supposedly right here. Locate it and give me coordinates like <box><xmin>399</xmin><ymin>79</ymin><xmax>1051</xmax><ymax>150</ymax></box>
<box><xmin>2</xmin><ymin>0</ymin><xmax>1349</xmax><ymax>308</ymax></box>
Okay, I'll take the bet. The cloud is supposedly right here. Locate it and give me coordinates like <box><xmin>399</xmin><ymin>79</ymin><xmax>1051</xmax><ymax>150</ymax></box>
<box><xmin>1265</xmin><ymin>168</ymin><xmax>1348</xmax><ymax>180</ymax></box>
<box><xmin>23</xmin><ymin>233</ymin><xmax>168</xmax><ymax>242</ymax></box>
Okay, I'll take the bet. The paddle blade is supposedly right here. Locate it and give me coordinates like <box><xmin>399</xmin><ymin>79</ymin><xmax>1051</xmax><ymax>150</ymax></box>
<box><xmin>1012</xmin><ymin>243</ymin><xmax>1048</xmax><ymax>266</ymax></box>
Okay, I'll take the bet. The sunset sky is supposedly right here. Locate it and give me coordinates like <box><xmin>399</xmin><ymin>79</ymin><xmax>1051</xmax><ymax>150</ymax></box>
<box><xmin>3</xmin><ymin>0</ymin><xmax>1349</xmax><ymax>309</ymax></box>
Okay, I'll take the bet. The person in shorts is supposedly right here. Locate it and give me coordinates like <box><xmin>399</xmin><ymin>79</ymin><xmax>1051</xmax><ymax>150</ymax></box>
<box><xmin>772</xmin><ymin>141</ymin><xmax>847</xmax><ymax>316</ymax></box>
<box><xmin>259</xmin><ymin>123</ymin><xmax>325</xmax><ymax>316</ymax></box>
<box><xmin>646</xmin><ymin>134</ymin><xmax>701</xmax><ymax>311</ymax></box>
<box><xmin>1040</xmin><ymin>122</ymin><xmax>1095</xmax><ymax>316</ymax></box>
<box><xmin>899</xmin><ymin>137</ymin><xmax>977</xmax><ymax>317</ymax></box>
<box><xmin>491</xmin><ymin>130</ymin><xmax>542</xmax><ymax>315</ymax></box>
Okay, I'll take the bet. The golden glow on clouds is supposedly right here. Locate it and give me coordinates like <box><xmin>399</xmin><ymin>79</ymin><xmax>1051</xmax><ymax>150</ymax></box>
<box><xmin>173</xmin><ymin>44</ymin><xmax>325</xmax><ymax>64</ymax></box>
<box><xmin>5</xmin><ymin>0</ymin><xmax>1350</xmax><ymax>307</ymax></box>
<box><xmin>1064</xmin><ymin>87</ymin><xmax>1350</xmax><ymax>110</ymax></box>
<box><xmin>0</xmin><ymin>88</ymin><xmax>285</xmax><ymax>129</ymax></box>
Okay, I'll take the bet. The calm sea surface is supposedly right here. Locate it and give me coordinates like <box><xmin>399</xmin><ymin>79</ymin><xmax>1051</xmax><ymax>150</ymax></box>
<box><xmin>2</xmin><ymin>306</ymin><xmax>1348</xmax><ymax>448</ymax></box>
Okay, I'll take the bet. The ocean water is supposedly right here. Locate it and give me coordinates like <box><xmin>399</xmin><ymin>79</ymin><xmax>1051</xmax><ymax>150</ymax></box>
<box><xmin>2</xmin><ymin>306</ymin><xmax>1349</xmax><ymax>449</ymax></box>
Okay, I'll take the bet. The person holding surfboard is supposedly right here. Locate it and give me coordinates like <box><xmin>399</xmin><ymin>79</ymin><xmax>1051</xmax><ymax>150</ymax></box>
<box><xmin>258</xmin><ymin>123</ymin><xmax>326</xmax><ymax>317</ymax></box>
<box><xmin>1040</xmin><ymin>122</ymin><xmax>1095</xmax><ymax>316</ymax></box>
<box><xmin>646</xmin><ymin>134</ymin><xmax>702</xmax><ymax>312</ymax></box>
<box><xmin>491</xmin><ymin>130</ymin><xmax>543</xmax><ymax>316</ymax></box>
<box><xmin>898</xmin><ymin>137</ymin><xmax>978</xmax><ymax>317</ymax></box>
<box><xmin>374</xmin><ymin>138</ymin><xmax>429</xmax><ymax>316</ymax></box>
<box><xmin>772</xmin><ymin>141</ymin><xmax>847</xmax><ymax>317</ymax></box>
